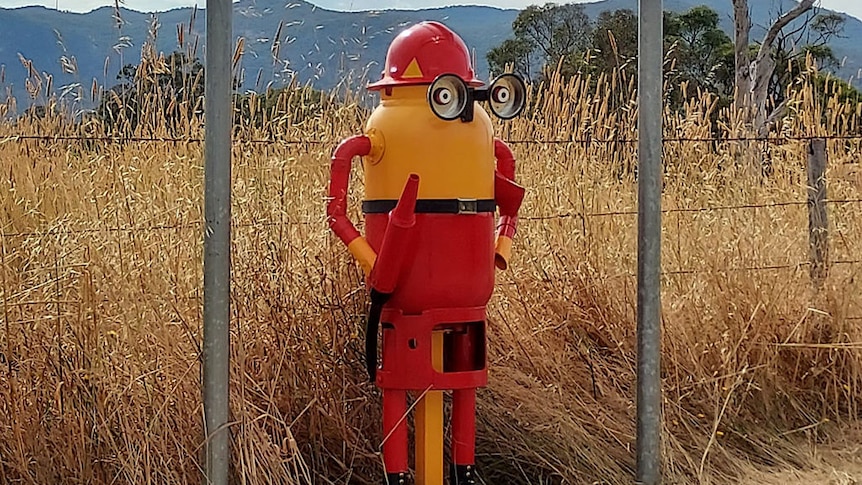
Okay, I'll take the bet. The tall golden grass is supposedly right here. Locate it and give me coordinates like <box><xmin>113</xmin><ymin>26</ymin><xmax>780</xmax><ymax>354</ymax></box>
<box><xmin>0</xmin><ymin>48</ymin><xmax>861</xmax><ymax>484</ymax></box>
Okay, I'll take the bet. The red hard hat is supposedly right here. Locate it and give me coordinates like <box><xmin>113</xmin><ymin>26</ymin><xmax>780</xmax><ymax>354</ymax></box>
<box><xmin>368</xmin><ymin>21</ymin><xmax>484</xmax><ymax>90</ymax></box>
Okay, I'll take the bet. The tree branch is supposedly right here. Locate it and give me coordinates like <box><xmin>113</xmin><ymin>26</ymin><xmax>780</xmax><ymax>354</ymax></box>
<box><xmin>788</xmin><ymin>10</ymin><xmax>813</xmax><ymax>48</ymax></box>
<box><xmin>758</xmin><ymin>0</ymin><xmax>815</xmax><ymax>58</ymax></box>
<box><xmin>750</xmin><ymin>0</ymin><xmax>815</xmax><ymax>124</ymax></box>
<box><xmin>763</xmin><ymin>98</ymin><xmax>789</xmax><ymax>135</ymax></box>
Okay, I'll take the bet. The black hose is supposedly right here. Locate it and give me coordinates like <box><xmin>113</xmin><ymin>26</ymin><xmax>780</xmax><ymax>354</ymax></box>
<box><xmin>365</xmin><ymin>289</ymin><xmax>390</xmax><ymax>382</ymax></box>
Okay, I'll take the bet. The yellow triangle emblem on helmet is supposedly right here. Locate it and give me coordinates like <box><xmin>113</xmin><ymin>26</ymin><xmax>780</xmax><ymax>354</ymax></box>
<box><xmin>401</xmin><ymin>58</ymin><xmax>424</xmax><ymax>79</ymax></box>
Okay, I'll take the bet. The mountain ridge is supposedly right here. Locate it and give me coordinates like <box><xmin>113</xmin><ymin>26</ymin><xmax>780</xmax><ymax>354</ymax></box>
<box><xmin>1</xmin><ymin>0</ymin><xmax>860</xmax><ymax>110</ymax></box>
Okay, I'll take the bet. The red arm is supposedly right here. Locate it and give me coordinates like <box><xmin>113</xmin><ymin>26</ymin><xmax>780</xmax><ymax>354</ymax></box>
<box><xmin>327</xmin><ymin>135</ymin><xmax>371</xmax><ymax>244</ymax></box>
<box><xmin>327</xmin><ymin>135</ymin><xmax>377</xmax><ymax>274</ymax></box>
<box><xmin>493</xmin><ymin>138</ymin><xmax>525</xmax><ymax>270</ymax></box>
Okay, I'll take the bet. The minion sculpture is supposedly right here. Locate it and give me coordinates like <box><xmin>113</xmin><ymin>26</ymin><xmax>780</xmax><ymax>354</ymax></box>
<box><xmin>327</xmin><ymin>21</ymin><xmax>526</xmax><ymax>485</ymax></box>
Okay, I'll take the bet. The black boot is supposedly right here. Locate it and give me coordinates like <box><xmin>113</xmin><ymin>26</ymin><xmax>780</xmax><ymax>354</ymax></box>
<box><xmin>450</xmin><ymin>464</ymin><xmax>478</xmax><ymax>485</ymax></box>
<box><xmin>385</xmin><ymin>471</ymin><xmax>409</xmax><ymax>485</ymax></box>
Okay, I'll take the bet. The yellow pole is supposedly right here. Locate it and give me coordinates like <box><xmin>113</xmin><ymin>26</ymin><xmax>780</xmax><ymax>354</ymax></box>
<box><xmin>415</xmin><ymin>331</ymin><xmax>444</xmax><ymax>485</ymax></box>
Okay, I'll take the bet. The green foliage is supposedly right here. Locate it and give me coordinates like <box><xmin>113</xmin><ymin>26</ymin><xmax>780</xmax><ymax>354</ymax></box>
<box><xmin>826</xmin><ymin>75</ymin><xmax>862</xmax><ymax>105</ymax></box>
<box><xmin>233</xmin><ymin>84</ymin><xmax>327</xmax><ymax>136</ymax></box>
<box><xmin>21</xmin><ymin>104</ymin><xmax>58</xmax><ymax>120</ymax></box>
<box><xmin>487</xmin><ymin>38</ymin><xmax>534</xmax><ymax>80</ymax></box>
<box><xmin>663</xmin><ymin>6</ymin><xmax>734</xmax><ymax>107</ymax></box>
<box><xmin>97</xmin><ymin>51</ymin><xmax>204</xmax><ymax>135</ymax></box>
<box><xmin>97</xmin><ymin>48</ymin><xmax>331</xmax><ymax>138</ymax></box>
<box><xmin>97</xmin><ymin>84</ymin><xmax>139</xmax><ymax>134</ymax></box>
<box><xmin>487</xmin><ymin>2</ymin><xmax>592</xmax><ymax>80</ymax></box>
<box><xmin>489</xmin><ymin>3</ymin><xmax>736</xmax><ymax>100</ymax></box>
<box><xmin>590</xmin><ymin>9</ymin><xmax>638</xmax><ymax>78</ymax></box>
<box><xmin>489</xmin><ymin>3</ymin><xmax>857</xmax><ymax>123</ymax></box>
<box><xmin>805</xmin><ymin>71</ymin><xmax>862</xmax><ymax>106</ymax></box>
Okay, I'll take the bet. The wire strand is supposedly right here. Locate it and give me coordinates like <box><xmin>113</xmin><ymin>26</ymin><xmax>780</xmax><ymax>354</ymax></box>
<box><xmin>505</xmin><ymin>134</ymin><xmax>862</xmax><ymax>144</ymax></box>
<box><xmin>525</xmin><ymin>199</ymin><xmax>862</xmax><ymax>221</ymax></box>
<box><xmin>3</xmin><ymin>133</ymin><xmax>862</xmax><ymax>145</ymax></box>
<box><xmin>0</xmin><ymin>134</ymin><xmax>327</xmax><ymax>145</ymax></box>
<box><xmin>662</xmin><ymin>259</ymin><xmax>861</xmax><ymax>276</ymax></box>
<box><xmin>0</xmin><ymin>220</ymin><xmax>317</xmax><ymax>238</ymax></box>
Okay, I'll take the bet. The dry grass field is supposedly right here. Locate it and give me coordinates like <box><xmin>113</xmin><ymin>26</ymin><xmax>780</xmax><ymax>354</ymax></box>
<box><xmin>1</xmin><ymin>57</ymin><xmax>861</xmax><ymax>484</ymax></box>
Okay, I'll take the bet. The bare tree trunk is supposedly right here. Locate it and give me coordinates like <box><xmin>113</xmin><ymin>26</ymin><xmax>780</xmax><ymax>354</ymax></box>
<box><xmin>732</xmin><ymin>0</ymin><xmax>815</xmax><ymax>134</ymax></box>
<box><xmin>750</xmin><ymin>0</ymin><xmax>815</xmax><ymax>134</ymax></box>
<box><xmin>732</xmin><ymin>0</ymin><xmax>752</xmax><ymax>112</ymax></box>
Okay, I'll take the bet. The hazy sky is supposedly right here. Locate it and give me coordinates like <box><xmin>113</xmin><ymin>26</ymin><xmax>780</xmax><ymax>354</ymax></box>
<box><xmin>1</xmin><ymin>0</ymin><xmax>861</xmax><ymax>20</ymax></box>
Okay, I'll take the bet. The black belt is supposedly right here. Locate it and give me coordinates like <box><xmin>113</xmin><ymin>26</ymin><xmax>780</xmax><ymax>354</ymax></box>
<box><xmin>362</xmin><ymin>198</ymin><xmax>496</xmax><ymax>214</ymax></box>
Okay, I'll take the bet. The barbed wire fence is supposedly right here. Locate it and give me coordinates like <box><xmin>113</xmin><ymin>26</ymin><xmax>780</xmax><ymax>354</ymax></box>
<box><xmin>0</xmin><ymin>132</ymin><xmax>860</xmax><ymax>282</ymax></box>
<box><xmin>4</xmin><ymin>133</ymin><xmax>862</xmax><ymax>144</ymax></box>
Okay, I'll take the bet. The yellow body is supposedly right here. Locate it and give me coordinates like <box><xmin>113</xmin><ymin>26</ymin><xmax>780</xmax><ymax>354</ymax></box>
<box><xmin>349</xmin><ymin>85</ymin><xmax>514</xmax><ymax>273</ymax></box>
<box><xmin>363</xmin><ymin>86</ymin><xmax>495</xmax><ymax>200</ymax></box>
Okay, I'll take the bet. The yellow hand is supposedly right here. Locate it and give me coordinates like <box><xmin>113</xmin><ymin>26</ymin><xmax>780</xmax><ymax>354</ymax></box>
<box><xmin>494</xmin><ymin>235</ymin><xmax>513</xmax><ymax>271</ymax></box>
<box><xmin>347</xmin><ymin>237</ymin><xmax>377</xmax><ymax>276</ymax></box>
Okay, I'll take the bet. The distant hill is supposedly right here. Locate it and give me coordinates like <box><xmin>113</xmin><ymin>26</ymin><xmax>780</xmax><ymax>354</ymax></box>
<box><xmin>1</xmin><ymin>0</ymin><xmax>860</xmax><ymax>110</ymax></box>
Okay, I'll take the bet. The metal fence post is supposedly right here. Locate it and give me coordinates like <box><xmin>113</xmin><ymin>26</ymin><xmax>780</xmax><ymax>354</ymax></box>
<box><xmin>203</xmin><ymin>0</ymin><xmax>232</xmax><ymax>484</ymax></box>
<box><xmin>807</xmin><ymin>138</ymin><xmax>829</xmax><ymax>290</ymax></box>
<box><xmin>637</xmin><ymin>0</ymin><xmax>663</xmax><ymax>483</ymax></box>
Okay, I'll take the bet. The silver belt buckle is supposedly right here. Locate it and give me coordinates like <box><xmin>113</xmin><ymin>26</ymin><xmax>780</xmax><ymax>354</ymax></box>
<box><xmin>457</xmin><ymin>198</ymin><xmax>478</xmax><ymax>214</ymax></box>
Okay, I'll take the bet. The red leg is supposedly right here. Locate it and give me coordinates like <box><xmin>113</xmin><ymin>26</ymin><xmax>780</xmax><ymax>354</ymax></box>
<box><xmin>451</xmin><ymin>388</ymin><xmax>476</xmax><ymax>465</ymax></box>
<box><xmin>382</xmin><ymin>389</ymin><xmax>409</xmax><ymax>476</ymax></box>
<box><xmin>447</xmin><ymin>323</ymin><xmax>480</xmax><ymax>465</ymax></box>
<box><xmin>447</xmin><ymin>324</ymin><xmax>481</xmax><ymax>484</ymax></box>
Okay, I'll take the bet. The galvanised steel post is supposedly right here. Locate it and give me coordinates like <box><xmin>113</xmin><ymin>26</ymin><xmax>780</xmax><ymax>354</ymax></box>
<box><xmin>637</xmin><ymin>0</ymin><xmax>663</xmax><ymax>483</ymax></box>
<box><xmin>203</xmin><ymin>0</ymin><xmax>232</xmax><ymax>483</ymax></box>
